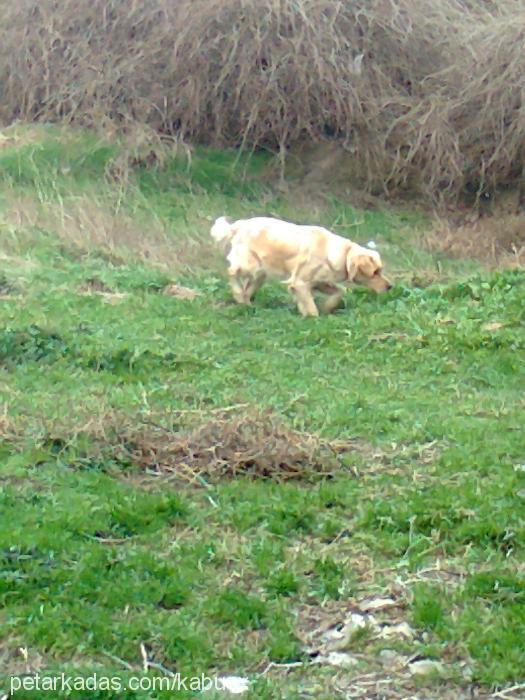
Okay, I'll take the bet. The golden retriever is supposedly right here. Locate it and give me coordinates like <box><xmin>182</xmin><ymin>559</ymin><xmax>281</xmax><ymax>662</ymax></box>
<box><xmin>211</xmin><ymin>216</ymin><xmax>392</xmax><ymax>316</ymax></box>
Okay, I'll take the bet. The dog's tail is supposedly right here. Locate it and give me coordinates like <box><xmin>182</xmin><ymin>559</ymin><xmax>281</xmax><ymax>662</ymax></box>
<box><xmin>210</xmin><ymin>216</ymin><xmax>235</xmax><ymax>246</ymax></box>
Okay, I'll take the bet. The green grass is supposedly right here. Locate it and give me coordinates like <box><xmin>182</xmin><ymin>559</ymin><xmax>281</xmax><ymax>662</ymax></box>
<box><xmin>0</xmin><ymin>126</ymin><xmax>524</xmax><ymax>698</ymax></box>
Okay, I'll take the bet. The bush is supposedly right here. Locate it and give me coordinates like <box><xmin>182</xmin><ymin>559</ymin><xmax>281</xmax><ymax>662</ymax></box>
<box><xmin>1</xmin><ymin>0</ymin><xmax>524</xmax><ymax>202</ymax></box>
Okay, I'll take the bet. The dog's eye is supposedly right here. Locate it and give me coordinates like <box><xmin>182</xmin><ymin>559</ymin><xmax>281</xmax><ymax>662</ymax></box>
<box><xmin>373</xmin><ymin>269</ymin><xmax>381</xmax><ymax>276</ymax></box>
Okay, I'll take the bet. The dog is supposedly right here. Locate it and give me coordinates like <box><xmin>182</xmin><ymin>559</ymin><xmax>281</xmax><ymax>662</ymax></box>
<box><xmin>211</xmin><ymin>216</ymin><xmax>392</xmax><ymax>316</ymax></box>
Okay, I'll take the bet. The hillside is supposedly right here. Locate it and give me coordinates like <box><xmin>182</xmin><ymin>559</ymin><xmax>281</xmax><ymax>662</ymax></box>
<box><xmin>1</xmin><ymin>127</ymin><xmax>524</xmax><ymax>699</ymax></box>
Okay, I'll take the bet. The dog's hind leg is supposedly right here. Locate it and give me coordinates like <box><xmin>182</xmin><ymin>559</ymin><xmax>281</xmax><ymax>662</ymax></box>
<box><xmin>315</xmin><ymin>282</ymin><xmax>345</xmax><ymax>314</ymax></box>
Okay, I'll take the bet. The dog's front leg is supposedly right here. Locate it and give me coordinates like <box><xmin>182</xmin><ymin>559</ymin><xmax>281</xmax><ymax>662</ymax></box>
<box><xmin>243</xmin><ymin>271</ymin><xmax>266</xmax><ymax>303</ymax></box>
<box><xmin>228</xmin><ymin>269</ymin><xmax>250</xmax><ymax>304</ymax></box>
<box><xmin>288</xmin><ymin>281</ymin><xmax>319</xmax><ymax>317</ymax></box>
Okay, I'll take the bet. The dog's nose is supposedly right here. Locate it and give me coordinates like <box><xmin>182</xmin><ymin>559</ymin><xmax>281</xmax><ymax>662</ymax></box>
<box><xmin>386</xmin><ymin>283</ymin><xmax>393</xmax><ymax>291</ymax></box>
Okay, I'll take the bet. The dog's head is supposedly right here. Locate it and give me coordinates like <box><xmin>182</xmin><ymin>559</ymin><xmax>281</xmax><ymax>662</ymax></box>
<box><xmin>346</xmin><ymin>247</ymin><xmax>392</xmax><ymax>293</ymax></box>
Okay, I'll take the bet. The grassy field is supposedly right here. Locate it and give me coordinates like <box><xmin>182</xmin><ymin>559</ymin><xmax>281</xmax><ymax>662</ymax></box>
<box><xmin>0</xmin><ymin>125</ymin><xmax>524</xmax><ymax>699</ymax></box>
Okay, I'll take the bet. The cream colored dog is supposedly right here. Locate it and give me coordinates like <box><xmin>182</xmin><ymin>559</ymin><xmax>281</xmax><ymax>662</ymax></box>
<box><xmin>211</xmin><ymin>216</ymin><xmax>392</xmax><ymax>316</ymax></box>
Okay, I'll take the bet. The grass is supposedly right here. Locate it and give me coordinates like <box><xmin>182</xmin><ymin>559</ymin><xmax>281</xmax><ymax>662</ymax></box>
<box><xmin>0</xmin><ymin>125</ymin><xmax>524</xmax><ymax>698</ymax></box>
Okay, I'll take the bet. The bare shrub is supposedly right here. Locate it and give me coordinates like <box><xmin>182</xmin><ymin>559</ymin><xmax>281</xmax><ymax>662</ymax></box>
<box><xmin>1</xmin><ymin>0</ymin><xmax>525</xmax><ymax>202</ymax></box>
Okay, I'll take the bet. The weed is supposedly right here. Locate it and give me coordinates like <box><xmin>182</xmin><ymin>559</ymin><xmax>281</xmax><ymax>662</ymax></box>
<box><xmin>0</xmin><ymin>325</ymin><xmax>70</xmax><ymax>366</ymax></box>
<box><xmin>265</xmin><ymin>569</ymin><xmax>301</xmax><ymax>598</ymax></box>
<box><xmin>411</xmin><ymin>585</ymin><xmax>446</xmax><ymax>631</ymax></box>
<box><xmin>209</xmin><ymin>589</ymin><xmax>267</xmax><ymax>630</ymax></box>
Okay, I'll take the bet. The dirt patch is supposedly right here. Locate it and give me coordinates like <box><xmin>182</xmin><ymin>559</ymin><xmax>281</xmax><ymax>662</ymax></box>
<box><xmin>282</xmin><ymin>143</ymin><xmax>383</xmax><ymax>209</ymax></box>
<box><xmin>289</xmin><ymin>579</ymin><xmax>495</xmax><ymax>699</ymax></box>
<box><xmin>296</xmin><ymin>595</ymin><xmax>409</xmax><ymax>657</ymax></box>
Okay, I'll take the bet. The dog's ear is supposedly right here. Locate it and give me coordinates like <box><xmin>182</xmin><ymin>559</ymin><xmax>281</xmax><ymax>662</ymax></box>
<box><xmin>346</xmin><ymin>251</ymin><xmax>360</xmax><ymax>280</ymax></box>
<box><xmin>347</xmin><ymin>251</ymin><xmax>379</xmax><ymax>280</ymax></box>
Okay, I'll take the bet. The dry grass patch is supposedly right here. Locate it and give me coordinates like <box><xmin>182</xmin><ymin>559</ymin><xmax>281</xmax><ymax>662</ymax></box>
<box><xmin>0</xmin><ymin>124</ymin><xmax>55</xmax><ymax>151</ymax></box>
<box><xmin>3</xmin><ymin>192</ymin><xmax>175</xmax><ymax>267</ymax></box>
<box><xmin>119</xmin><ymin>410</ymin><xmax>356</xmax><ymax>484</ymax></box>
<box><xmin>0</xmin><ymin>639</ymin><xmax>50</xmax><ymax>677</ymax></box>
<box><xmin>0</xmin><ymin>271</ymin><xmax>22</xmax><ymax>299</ymax></box>
<box><xmin>0</xmin><ymin>412</ymin><xmax>19</xmax><ymax>459</ymax></box>
<box><xmin>163</xmin><ymin>283</ymin><xmax>202</xmax><ymax>300</ymax></box>
<box><xmin>0</xmin><ymin>407</ymin><xmax>359</xmax><ymax>482</ymax></box>
<box><xmin>0</xmin><ymin>190</ymin><xmax>220</xmax><ymax>272</ymax></box>
<box><xmin>80</xmin><ymin>277</ymin><xmax>115</xmax><ymax>294</ymax></box>
<box><xmin>424</xmin><ymin>214</ymin><xmax>525</xmax><ymax>268</ymax></box>
<box><xmin>18</xmin><ymin>407</ymin><xmax>360</xmax><ymax>484</ymax></box>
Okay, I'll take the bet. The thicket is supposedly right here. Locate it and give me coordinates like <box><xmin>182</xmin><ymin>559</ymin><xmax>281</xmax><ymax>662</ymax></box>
<box><xmin>1</xmin><ymin>0</ymin><xmax>524</xmax><ymax>202</ymax></box>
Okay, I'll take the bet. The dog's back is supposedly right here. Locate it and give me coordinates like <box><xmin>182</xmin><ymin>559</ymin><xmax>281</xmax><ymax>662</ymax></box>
<box><xmin>211</xmin><ymin>215</ymin><xmax>352</xmax><ymax>278</ymax></box>
<box><xmin>226</xmin><ymin>217</ymin><xmax>337</xmax><ymax>259</ymax></box>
